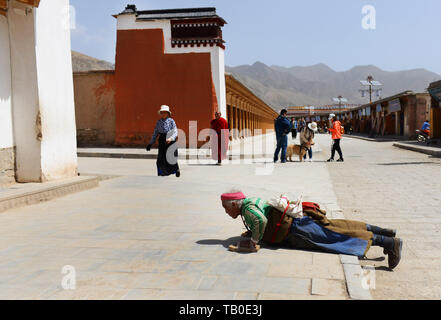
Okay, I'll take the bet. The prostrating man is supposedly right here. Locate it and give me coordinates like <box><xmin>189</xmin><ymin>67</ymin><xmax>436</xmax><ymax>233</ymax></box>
<box><xmin>210</xmin><ymin>112</ymin><xmax>230</xmax><ymax>165</ymax></box>
<box><xmin>274</xmin><ymin>109</ymin><xmax>292</xmax><ymax>163</ymax></box>
<box><xmin>327</xmin><ymin>114</ymin><xmax>344</xmax><ymax>162</ymax></box>
<box><xmin>220</xmin><ymin>191</ymin><xmax>403</xmax><ymax>270</ymax></box>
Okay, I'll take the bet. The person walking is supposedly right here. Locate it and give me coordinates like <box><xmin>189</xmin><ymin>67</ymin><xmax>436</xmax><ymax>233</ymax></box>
<box><xmin>146</xmin><ymin>105</ymin><xmax>181</xmax><ymax>177</ymax></box>
<box><xmin>298</xmin><ymin>117</ymin><xmax>306</xmax><ymax>132</ymax></box>
<box><xmin>210</xmin><ymin>111</ymin><xmax>230</xmax><ymax>166</ymax></box>
<box><xmin>274</xmin><ymin>109</ymin><xmax>292</xmax><ymax>163</ymax></box>
<box><xmin>290</xmin><ymin>117</ymin><xmax>298</xmax><ymax>140</ymax></box>
<box><xmin>300</xmin><ymin>122</ymin><xmax>318</xmax><ymax>162</ymax></box>
<box><xmin>327</xmin><ymin>114</ymin><xmax>344</xmax><ymax>162</ymax></box>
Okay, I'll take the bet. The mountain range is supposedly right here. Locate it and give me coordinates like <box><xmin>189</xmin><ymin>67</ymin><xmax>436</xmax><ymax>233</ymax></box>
<box><xmin>70</xmin><ymin>51</ymin><xmax>440</xmax><ymax>109</ymax></box>
<box><xmin>226</xmin><ymin>62</ymin><xmax>441</xmax><ymax>109</ymax></box>
<box><xmin>72</xmin><ymin>51</ymin><xmax>114</xmax><ymax>72</ymax></box>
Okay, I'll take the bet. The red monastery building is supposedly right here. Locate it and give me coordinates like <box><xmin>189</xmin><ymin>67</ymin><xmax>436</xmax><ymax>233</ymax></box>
<box><xmin>73</xmin><ymin>5</ymin><xmax>278</xmax><ymax>148</ymax></box>
<box><xmin>114</xmin><ymin>5</ymin><xmax>228</xmax><ymax>146</ymax></box>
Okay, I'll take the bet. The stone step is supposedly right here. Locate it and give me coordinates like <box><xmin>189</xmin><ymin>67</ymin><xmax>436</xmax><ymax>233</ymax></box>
<box><xmin>393</xmin><ymin>142</ymin><xmax>441</xmax><ymax>158</ymax></box>
<box><xmin>0</xmin><ymin>176</ymin><xmax>99</xmax><ymax>213</ymax></box>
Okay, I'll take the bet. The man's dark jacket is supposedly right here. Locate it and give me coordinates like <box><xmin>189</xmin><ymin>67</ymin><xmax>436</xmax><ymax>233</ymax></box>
<box><xmin>274</xmin><ymin>116</ymin><xmax>293</xmax><ymax>138</ymax></box>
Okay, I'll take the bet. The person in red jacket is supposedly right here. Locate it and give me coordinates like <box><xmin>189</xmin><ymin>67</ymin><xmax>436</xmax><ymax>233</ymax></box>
<box><xmin>210</xmin><ymin>112</ymin><xmax>230</xmax><ymax>165</ymax></box>
<box><xmin>327</xmin><ymin>114</ymin><xmax>344</xmax><ymax>162</ymax></box>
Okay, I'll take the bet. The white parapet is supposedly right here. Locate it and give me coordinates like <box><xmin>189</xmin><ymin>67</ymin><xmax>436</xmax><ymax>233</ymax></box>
<box><xmin>8</xmin><ymin>0</ymin><xmax>42</xmax><ymax>182</ymax></box>
<box><xmin>35</xmin><ymin>0</ymin><xmax>78</xmax><ymax>180</ymax></box>
<box><xmin>0</xmin><ymin>15</ymin><xmax>14</xmax><ymax>150</ymax></box>
<box><xmin>6</xmin><ymin>0</ymin><xmax>77</xmax><ymax>182</ymax></box>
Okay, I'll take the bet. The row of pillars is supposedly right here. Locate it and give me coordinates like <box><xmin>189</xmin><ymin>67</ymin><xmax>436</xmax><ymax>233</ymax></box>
<box><xmin>226</xmin><ymin>105</ymin><xmax>270</xmax><ymax>139</ymax></box>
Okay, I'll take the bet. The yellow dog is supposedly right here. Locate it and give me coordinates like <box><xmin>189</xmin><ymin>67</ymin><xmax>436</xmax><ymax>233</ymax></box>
<box><xmin>287</xmin><ymin>142</ymin><xmax>314</xmax><ymax>162</ymax></box>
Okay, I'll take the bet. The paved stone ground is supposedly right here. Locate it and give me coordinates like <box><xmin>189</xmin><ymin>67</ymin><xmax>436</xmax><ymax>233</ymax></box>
<box><xmin>325</xmin><ymin>135</ymin><xmax>441</xmax><ymax>300</ymax></box>
<box><xmin>0</xmin><ymin>135</ymin><xmax>356</xmax><ymax>300</ymax></box>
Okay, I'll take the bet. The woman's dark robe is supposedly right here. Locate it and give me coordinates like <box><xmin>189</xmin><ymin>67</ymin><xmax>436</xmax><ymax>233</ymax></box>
<box><xmin>210</xmin><ymin>117</ymin><xmax>229</xmax><ymax>161</ymax></box>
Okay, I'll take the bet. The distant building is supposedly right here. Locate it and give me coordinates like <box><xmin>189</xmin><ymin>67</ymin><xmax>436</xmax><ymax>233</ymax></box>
<box><xmin>113</xmin><ymin>5</ymin><xmax>227</xmax><ymax>146</ymax></box>
<box><xmin>333</xmin><ymin>91</ymin><xmax>431</xmax><ymax>137</ymax></box>
<box><xmin>287</xmin><ymin>105</ymin><xmax>360</xmax><ymax>118</ymax></box>
<box><xmin>0</xmin><ymin>0</ymin><xmax>78</xmax><ymax>185</ymax></box>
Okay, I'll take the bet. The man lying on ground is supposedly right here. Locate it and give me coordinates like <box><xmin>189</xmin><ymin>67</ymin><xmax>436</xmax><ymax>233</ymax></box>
<box><xmin>221</xmin><ymin>191</ymin><xmax>403</xmax><ymax>270</ymax></box>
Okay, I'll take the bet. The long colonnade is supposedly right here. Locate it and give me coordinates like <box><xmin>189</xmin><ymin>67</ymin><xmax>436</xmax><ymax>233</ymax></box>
<box><xmin>225</xmin><ymin>74</ymin><xmax>278</xmax><ymax>139</ymax></box>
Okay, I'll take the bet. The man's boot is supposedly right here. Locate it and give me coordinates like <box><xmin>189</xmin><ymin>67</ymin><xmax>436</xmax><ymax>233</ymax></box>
<box><xmin>367</xmin><ymin>234</ymin><xmax>395</xmax><ymax>255</ymax></box>
<box><xmin>380</xmin><ymin>228</ymin><xmax>397</xmax><ymax>254</ymax></box>
<box><xmin>382</xmin><ymin>229</ymin><xmax>397</xmax><ymax>237</ymax></box>
<box><xmin>386</xmin><ymin>238</ymin><xmax>403</xmax><ymax>270</ymax></box>
<box><xmin>367</xmin><ymin>225</ymin><xmax>397</xmax><ymax>238</ymax></box>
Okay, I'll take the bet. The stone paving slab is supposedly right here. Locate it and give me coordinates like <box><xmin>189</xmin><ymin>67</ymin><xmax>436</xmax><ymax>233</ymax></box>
<box><xmin>326</xmin><ymin>136</ymin><xmax>441</xmax><ymax>299</ymax></box>
<box><xmin>0</xmin><ymin>134</ymin><xmax>373</xmax><ymax>300</ymax></box>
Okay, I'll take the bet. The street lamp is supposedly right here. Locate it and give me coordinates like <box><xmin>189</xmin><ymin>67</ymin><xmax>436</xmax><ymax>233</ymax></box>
<box><xmin>359</xmin><ymin>75</ymin><xmax>383</xmax><ymax>103</ymax></box>
<box><xmin>332</xmin><ymin>96</ymin><xmax>348</xmax><ymax>110</ymax></box>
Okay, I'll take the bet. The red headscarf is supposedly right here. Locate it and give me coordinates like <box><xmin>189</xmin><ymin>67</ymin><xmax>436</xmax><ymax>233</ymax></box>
<box><xmin>221</xmin><ymin>192</ymin><xmax>246</xmax><ymax>201</ymax></box>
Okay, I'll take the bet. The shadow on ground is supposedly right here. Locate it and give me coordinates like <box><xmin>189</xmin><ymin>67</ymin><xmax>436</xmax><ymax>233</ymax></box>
<box><xmin>360</xmin><ymin>256</ymin><xmax>386</xmax><ymax>262</ymax></box>
<box><xmin>196</xmin><ymin>237</ymin><xmax>244</xmax><ymax>249</ymax></box>
<box><xmin>196</xmin><ymin>237</ymin><xmax>328</xmax><ymax>255</ymax></box>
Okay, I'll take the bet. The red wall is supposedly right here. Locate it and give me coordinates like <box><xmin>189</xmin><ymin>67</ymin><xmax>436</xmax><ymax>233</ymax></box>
<box><xmin>115</xmin><ymin>29</ymin><xmax>217</xmax><ymax>146</ymax></box>
<box><xmin>74</xmin><ymin>71</ymin><xmax>116</xmax><ymax>147</ymax></box>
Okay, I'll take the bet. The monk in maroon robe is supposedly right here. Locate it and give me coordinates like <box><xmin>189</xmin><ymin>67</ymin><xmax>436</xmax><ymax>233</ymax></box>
<box><xmin>210</xmin><ymin>112</ymin><xmax>230</xmax><ymax>165</ymax></box>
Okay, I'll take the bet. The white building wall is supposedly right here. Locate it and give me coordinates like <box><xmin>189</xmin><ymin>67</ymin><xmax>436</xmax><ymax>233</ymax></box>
<box><xmin>0</xmin><ymin>15</ymin><xmax>14</xmax><ymax>149</ymax></box>
<box><xmin>8</xmin><ymin>1</ymin><xmax>42</xmax><ymax>182</ymax></box>
<box><xmin>117</xmin><ymin>15</ymin><xmax>227</xmax><ymax>115</ymax></box>
<box><xmin>213</xmin><ymin>47</ymin><xmax>227</xmax><ymax>117</ymax></box>
<box><xmin>35</xmin><ymin>0</ymin><xmax>78</xmax><ymax>180</ymax></box>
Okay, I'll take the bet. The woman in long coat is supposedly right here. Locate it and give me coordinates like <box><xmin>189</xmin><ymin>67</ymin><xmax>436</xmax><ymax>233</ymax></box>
<box><xmin>146</xmin><ymin>105</ymin><xmax>180</xmax><ymax>177</ymax></box>
<box><xmin>300</xmin><ymin>122</ymin><xmax>317</xmax><ymax>161</ymax></box>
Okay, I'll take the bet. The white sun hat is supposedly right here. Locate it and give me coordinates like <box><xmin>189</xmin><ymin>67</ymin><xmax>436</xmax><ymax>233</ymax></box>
<box><xmin>158</xmin><ymin>105</ymin><xmax>171</xmax><ymax>115</ymax></box>
<box><xmin>328</xmin><ymin>113</ymin><xmax>336</xmax><ymax>120</ymax></box>
<box><xmin>308</xmin><ymin>122</ymin><xmax>318</xmax><ymax>132</ymax></box>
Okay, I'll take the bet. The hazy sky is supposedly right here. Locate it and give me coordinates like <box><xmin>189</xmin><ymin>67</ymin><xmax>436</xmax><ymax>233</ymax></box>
<box><xmin>70</xmin><ymin>0</ymin><xmax>441</xmax><ymax>75</ymax></box>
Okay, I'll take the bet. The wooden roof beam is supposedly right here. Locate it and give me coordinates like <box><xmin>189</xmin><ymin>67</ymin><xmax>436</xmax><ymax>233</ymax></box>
<box><xmin>17</xmin><ymin>0</ymin><xmax>40</xmax><ymax>7</ymax></box>
<box><xmin>0</xmin><ymin>0</ymin><xmax>7</xmax><ymax>16</ymax></box>
<box><xmin>1</xmin><ymin>0</ymin><xmax>40</xmax><ymax>16</ymax></box>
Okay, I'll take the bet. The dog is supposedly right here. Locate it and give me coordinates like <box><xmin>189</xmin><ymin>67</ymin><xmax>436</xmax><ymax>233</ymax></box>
<box><xmin>287</xmin><ymin>142</ymin><xmax>314</xmax><ymax>162</ymax></box>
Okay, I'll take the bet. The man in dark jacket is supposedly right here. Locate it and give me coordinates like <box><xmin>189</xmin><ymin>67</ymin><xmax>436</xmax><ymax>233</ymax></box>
<box><xmin>274</xmin><ymin>109</ymin><xmax>292</xmax><ymax>163</ymax></box>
